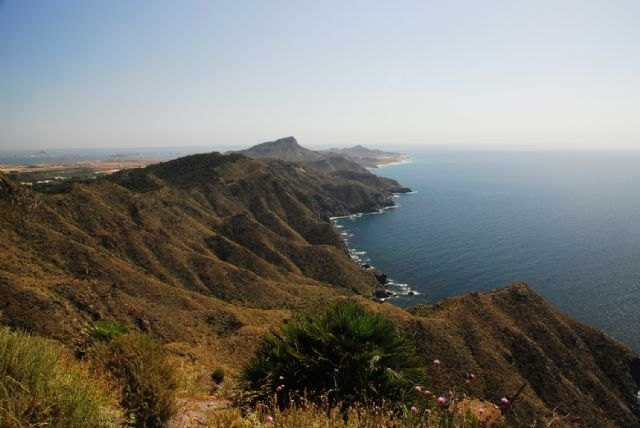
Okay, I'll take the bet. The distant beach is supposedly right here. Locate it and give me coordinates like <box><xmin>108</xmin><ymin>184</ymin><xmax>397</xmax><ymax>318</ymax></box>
<box><xmin>373</xmin><ymin>156</ymin><xmax>412</xmax><ymax>168</ymax></box>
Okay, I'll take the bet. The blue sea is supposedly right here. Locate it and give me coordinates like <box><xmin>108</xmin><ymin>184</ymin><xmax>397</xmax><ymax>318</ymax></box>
<box><xmin>334</xmin><ymin>150</ymin><xmax>640</xmax><ymax>352</ymax></box>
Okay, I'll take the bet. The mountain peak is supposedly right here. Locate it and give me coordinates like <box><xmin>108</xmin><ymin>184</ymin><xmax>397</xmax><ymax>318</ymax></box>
<box><xmin>235</xmin><ymin>136</ymin><xmax>325</xmax><ymax>163</ymax></box>
<box><xmin>251</xmin><ymin>136</ymin><xmax>302</xmax><ymax>151</ymax></box>
<box><xmin>269</xmin><ymin>136</ymin><xmax>299</xmax><ymax>147</ymax></box>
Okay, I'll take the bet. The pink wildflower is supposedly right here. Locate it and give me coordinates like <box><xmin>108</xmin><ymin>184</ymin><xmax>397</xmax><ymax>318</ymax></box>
<box><xmin>279</xmin><ymin>375</ymin><xmax>284</xmax><ymax>380</ymax></box>
<box><xmin>437</xmin><ymin>396</ymin><xmax>447</xmax><ymax>405</ymax></box>
<box><xmin>479</xmin><ymin>407</ymin><xmax>485</xmax><ymax>415</ymax></box>
<box><xmin>501</xmin><ymin>397</ymin><xmax>510</xmax><ymax>405</ymax></box>
<box><xmin>266</xmin><ymin>415</ymin><xmax>274</xmax><ymax>423</ymax></box>
<box><xmin>469</xmin><ymin>373</ymin><xmax>476</xmax><ymax>380</ymax></box>
<box><xmin>424</xmin><ymin>389</ymin><xmax>432</xmax><ymax>395</ymax></box>
<box><xmin>410</xmin><ymin>406</ymin><xmax>418</xmax><ymax>414</ymax></box>
<box><xmin>433</xmin><ymin>359</ymin><xmax>441</xmax><ymax>367</ymax></box>
<box><xmin>415</xmin><ymin>386</ymin><xmax>422</xmax><ymax>392</ymax></box>
<box><xmin>425</xmin><ymin>408</ymin><xmax>431</xmax><ymax>415</ymax></box>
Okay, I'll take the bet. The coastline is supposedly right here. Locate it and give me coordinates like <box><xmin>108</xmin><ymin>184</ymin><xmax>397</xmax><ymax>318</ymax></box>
<box><xmin>332</xmin><ymin>207</ymin><xmax>419</xmax><ymax>301</ymax></box>
<box><xmin>373</xmin><ymin>155</ymin><xmax>412</xmax><ymax>168</ymax></box>
<box><xmin>330</xmin><ymin>160</ymin><xmax>418</xmax><ymax>301</ymax></box>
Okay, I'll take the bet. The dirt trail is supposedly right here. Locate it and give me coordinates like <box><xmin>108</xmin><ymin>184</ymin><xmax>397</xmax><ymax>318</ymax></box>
<box><xmin>168</xmin><ymin>397</ymin><xmax>231</xmax><ymax>427</ymax></box>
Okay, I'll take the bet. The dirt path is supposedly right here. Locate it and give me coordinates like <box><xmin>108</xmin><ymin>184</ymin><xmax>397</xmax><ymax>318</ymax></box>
<box><xmin>168</xmin><ymin>397</ymin><xmax>231</xmax><ymax>427</ymax></box>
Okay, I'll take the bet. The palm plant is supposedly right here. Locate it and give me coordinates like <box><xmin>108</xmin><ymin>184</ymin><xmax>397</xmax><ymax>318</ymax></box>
<box><xmin>242</xmin><ymin>301</ymin><xmax>425</xmax><ymax>407</ymax></box>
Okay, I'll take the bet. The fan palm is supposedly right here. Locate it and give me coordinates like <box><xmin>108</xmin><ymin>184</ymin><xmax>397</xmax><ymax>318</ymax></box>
<box><xmin>242</xmin><ymin>301</ymin><xmax>425</xmax><ymax>407</ymax></box>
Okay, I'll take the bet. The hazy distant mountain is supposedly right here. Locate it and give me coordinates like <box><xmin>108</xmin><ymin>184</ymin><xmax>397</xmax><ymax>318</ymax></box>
<box><xmin>234</xmin><ymin>137</ymin><xmax>410</xmax><ymax>193</ymax></box>
<box><xmin>235</xmin><ymin>136</ymin><xmax>324</xmax><ymax>163</ymax></box>
<box><xmin>235</xmin><ymin>136</ymin><xmax>369</xmax><ymax>174</ymax></box>
<box><xmin>30</xmin><ymin>150</ymin><xmax>50</xmax><ymax>158</ymax></box>
<box><xmin>323</xmin><ymin>145</ymin><xmax>409</xmax><ymax>168</ymax></box>
<box><xmin>326</xmin><ymin>145</ymin><xmax>400</xmax><ymax>158</ymax></box>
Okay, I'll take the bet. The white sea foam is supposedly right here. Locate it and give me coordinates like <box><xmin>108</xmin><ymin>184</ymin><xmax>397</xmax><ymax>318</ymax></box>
<box><xmin>328</xmin><ymin>163</ymin><xmax>420</xmax><ymax>302</ymax></box>
<box><xmin>329</xmin><ymin>214</ymin><xmax>351</xmax><ymax>220</ymax></box>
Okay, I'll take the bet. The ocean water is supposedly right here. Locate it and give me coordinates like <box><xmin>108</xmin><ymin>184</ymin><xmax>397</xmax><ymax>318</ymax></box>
<box><xmin>334</xmin><ymin>150</ymin><xmax>640</xmax><ymax>352</ymax></box>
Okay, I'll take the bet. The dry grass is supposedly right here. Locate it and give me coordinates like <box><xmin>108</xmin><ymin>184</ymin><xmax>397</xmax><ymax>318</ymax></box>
<box><xmin>206</xmin><ymin>396</ymin><xmax>506</xmax><ymax>428</ymax></box>
<box><xmin>89</xmin><ymin>332</ymin><xmax>180</xmax><ymax>427</ymax></box>
<box><xmin>0</xmin><ymin>328</ymin><xmax>122</xmax><ymax>427</ymax></box>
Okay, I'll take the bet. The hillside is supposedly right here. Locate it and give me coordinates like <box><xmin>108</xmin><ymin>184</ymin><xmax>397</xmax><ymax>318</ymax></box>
<box><xmin>0</xmin><ymin>153</ymin><xmax>398</xmax><ymax>342</ymax></box>
<box><xmin>0</xmin><ymin>152</ymin><xmax>638</xmax><ymax>426</ymax></box>
<box><xmin>400</xmin><ymin>284</ymin><xmax>640</xmax><ymax>426</ymax></box>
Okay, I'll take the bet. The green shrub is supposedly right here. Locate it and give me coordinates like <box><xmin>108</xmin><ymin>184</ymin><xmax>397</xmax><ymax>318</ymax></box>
<box><xmin>242</xmin><ymin>301</ymin><xmax>426</xmax><ymax>407</ymax></box>
<box><xmin>88</xmin><ymin>321</ymin><xmax>129</xmax><ymax>342</ymax></box>
<box><xmin>90</xmin><ymin>332</ymin><xmax>179</xmax><ymax>427</ymax></box>
<box><xmin>0</xmin><ymin>328</ymin><xmax>121</xmax><ymax>427</ymax></box>
<box><xmin>211</xmin><ymin>367</ymin><xmax>225</xmax><ymax>384</ymax></box>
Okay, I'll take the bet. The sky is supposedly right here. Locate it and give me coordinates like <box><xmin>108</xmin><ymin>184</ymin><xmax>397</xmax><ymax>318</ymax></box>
<box><xmin>1</xmin><ymin>0</ymin><xmax>639</xmax><ymax>150</ymax></box>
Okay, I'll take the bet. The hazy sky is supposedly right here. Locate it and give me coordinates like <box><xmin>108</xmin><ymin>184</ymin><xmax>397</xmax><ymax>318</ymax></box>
<box><xmin>1</xmin><ymin>0</ymin><xmax>639</xmax><ymax>150</ymax></box>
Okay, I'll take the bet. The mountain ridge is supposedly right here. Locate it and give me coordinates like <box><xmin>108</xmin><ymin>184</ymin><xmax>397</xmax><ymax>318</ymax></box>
<box><xmin>0</xmin><ymin>149</ymin><xmax>638</xmax><ymax>425</ymax></box>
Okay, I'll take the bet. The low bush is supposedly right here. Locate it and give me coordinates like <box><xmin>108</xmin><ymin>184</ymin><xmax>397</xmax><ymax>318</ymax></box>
<box><xmin>89</xmin><ymin>332</ymin><xmax>179</xmax><ymax>427</ymax></box>
<box><xmin>211</xmin><ymin>367</ymin><xmax>225</xmax><ymax>384</ymax></box>
<box><xmin>88</xmin><ymin>321</ymin><xmax>129</xmax><ymax>342</ymax></box>
<box><xmin>242</xmin><ymin>301</ymin><xmax>426</xmax><ymax>407</ymax></box>
<box><xmin>0</xmin><ymin>328</ymin><xmax>121</xmax><ymax>427</ymax></box>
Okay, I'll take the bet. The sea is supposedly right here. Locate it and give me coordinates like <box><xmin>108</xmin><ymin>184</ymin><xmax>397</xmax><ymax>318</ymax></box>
<box><xmin>334</xmin><ymin>150</ymin><xmax>640</xmax><ymax>352</ymax></box>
